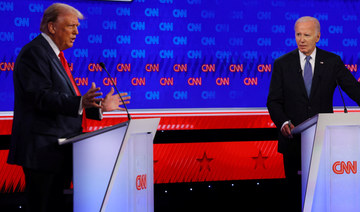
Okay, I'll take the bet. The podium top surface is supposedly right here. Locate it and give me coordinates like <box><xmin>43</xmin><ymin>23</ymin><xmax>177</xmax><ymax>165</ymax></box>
<box><xmin>291</xmin><ymin>113</ymin><xmax>360</xmax><ymax>134</ymax></box>
<box><xmin>58</xmin><ymin>121</ymin><xmax>129</xmax><ymax>145</ymax></box>
<box><xmin>291</xmin><ymin>114</ymin><xmax>319</xmax><ymax>134</ymax></box>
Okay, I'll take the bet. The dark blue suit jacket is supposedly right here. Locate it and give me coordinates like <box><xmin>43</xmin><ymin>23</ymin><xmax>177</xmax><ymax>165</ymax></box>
<box><xmin>267</xmin><ymin>48</ymin><xmax>360</xmax><ymax>153</ymax></box>
<box><xmin>8</xmin><ymin>34</ymin><xmax>98</xmax><ymax>172</ymax></box>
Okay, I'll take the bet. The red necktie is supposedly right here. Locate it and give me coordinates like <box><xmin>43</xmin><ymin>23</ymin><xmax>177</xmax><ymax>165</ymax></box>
<box><xmin>58</xmin><ymin>51</ymin><xmax>81</xmax><ymax>96</ymax></box>
<box><xmin>59</xmin><ymin>51</ymin><xmax>88</xmax><ymax>131</ymax></box>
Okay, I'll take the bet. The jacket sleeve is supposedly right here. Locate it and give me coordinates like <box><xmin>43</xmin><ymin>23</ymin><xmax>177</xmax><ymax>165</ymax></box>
<box><xmin>267</xmin><ymin>59</ymin><xmax>289</xmax><ymax>129</ymax></box>
<box><xmin>335</xmin><ymin>55</ymin><xmax>360</xmax><ymax>106</ymax></box>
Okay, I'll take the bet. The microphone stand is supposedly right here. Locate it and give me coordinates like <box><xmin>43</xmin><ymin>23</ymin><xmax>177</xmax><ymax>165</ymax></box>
<box><xmin>336</xmin><ymin>80</ymin><xmax>348</xmax><ymax>113</ymax></box>
<box><xmin>99</xmin><ymin>62</ymin><xmax>131</xmax><ymax>120</ymax></box>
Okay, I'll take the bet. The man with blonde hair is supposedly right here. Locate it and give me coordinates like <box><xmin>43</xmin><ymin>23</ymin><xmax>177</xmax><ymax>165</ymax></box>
<box><xmin>8</xmin><ymin>3</ymin><xmax>129</xmax><ymax>211</ymax></box>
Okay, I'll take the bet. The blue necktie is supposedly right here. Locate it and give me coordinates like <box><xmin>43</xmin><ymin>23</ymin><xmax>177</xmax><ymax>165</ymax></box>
<box><xmin>304</xmin><ymin>56</ymin><xmax>312</xmax><ymax>97</ymax></box>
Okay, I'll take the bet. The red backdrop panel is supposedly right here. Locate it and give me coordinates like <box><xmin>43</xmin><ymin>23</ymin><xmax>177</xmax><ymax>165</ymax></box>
<box><xmin>154</xmin><ymin>141</ymin><xmax>284</xmax><ymax>183</ymax></box>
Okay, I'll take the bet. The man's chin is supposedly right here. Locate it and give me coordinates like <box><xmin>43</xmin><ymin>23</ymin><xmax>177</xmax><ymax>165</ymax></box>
<box><xmin>299</xmin><ymin>48</ymin><xmax>308</xmax><ymax>55</ymax></box>
<box><xmin>66</xmin><ymin>44</ymin><xmax>74</xmax><ymax>49</ymax></box>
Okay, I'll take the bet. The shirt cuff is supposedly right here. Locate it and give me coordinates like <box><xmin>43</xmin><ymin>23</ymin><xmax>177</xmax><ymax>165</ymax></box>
<box><xmin>281</xmin><ymin>121</ymin><xmax>290</xmax><ymax>131</ymax></box>
<box><xmin>99</xmin><ymin>101</ymin><xmax>103</xmax><ymax>120</ymax></box>
<box><xmin>78</xmin><ymin>97</ymin><xmax>83</xmax><ymax>115</ymax></box>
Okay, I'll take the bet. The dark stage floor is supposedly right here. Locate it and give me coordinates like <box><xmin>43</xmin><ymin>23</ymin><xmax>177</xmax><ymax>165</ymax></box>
<box><xmin>0</xmin><ymin>179</ymin><xmax>301</xmax><ymax>212</ymax></box>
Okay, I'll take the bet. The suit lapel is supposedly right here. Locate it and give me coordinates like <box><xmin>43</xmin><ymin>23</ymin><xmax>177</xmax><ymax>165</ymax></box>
<box><xmin>38</xmin><ymin>35</ymin><xmax>77</xmax><ymax>96</ymax></box>
<box><xmin>52</xmin><ymin>56</ymin><xmax>77</xmax><ymax>95</ymax></box>
<box><xmin>310</xmin><ymin>47</ymin><xmax>325</xmax><ymax>98</ymax></box>
<box><xmin>291</xmin><ymin>50</ymin><xmax>308</xmax><ymax>98</ymax></box>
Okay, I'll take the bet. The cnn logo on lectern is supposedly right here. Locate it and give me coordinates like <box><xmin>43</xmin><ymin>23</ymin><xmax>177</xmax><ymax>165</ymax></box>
<box><xmin>136</xmin><ymin>174</ymin><xmax>147</xmax><ymax>190</ymax></box>
<box><xmin>332</xmin><ymin>161</ymin><xmax>357</xmax><ymax>174</ymax></box>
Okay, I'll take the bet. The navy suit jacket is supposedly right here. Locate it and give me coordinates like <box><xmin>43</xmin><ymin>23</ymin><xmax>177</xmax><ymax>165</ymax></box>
<box><xmin>267</xmin><ymin>48</ymin><xmax>360</xmax><ymax>153</ymax></box>
<box><xmin>8</xmin><ymin>34</ymin><xmax>99</xmax><ymax>172</ymax></box>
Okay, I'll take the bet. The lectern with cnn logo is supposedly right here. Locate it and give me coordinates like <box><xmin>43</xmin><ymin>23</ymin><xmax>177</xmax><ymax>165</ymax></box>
<box><xmin>59</xmin><ymin>118</ymin><xmax>160</xmax><ymax>212</ymax></box>
<box><xmin>292</xmin><ymin>113</ymin><xmax>360</xmax><ymax>212</ymax></box>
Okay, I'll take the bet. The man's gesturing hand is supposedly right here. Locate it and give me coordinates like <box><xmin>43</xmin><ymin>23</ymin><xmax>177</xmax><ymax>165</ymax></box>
<box><xmin>82</xmin><ymin>82</ymin><xmax>103</xmax><ymax>109</ymax></box>
<box><xmin>102</xmin><ymin>87</ymin><xmax>131</xmax><ymax>112</ymax></box>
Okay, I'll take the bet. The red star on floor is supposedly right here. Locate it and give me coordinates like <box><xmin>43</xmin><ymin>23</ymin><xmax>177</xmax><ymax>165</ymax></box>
<box><xmin>196</xmin><ymin>152</ymin><xmax>214</xmax><ymax>172</ymax></box>
<box><xmin>252</xmin><ymin>150</ymin><xmax>268</xmax><ymax>169</ymax></box>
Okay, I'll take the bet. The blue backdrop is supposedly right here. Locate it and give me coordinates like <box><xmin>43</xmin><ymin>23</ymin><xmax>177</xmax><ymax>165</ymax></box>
<box><xmin>0</xmin><ymin>0</ymin><xmax>359</xmax><ymax>111</ymax></box>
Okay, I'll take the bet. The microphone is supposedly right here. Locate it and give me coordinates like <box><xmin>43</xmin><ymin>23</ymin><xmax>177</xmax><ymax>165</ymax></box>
<box><xmin>99</xmin><ymin>62</ymin><xmax>131</xmax><ymax>120</ymax></box>
<box><xmin>336</xmin><ymin>80</ymin><xmax>348</xmax><ymax>113</ymax></box>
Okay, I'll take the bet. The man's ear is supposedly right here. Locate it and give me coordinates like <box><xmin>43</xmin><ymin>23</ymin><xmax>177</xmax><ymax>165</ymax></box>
<box><xmin>48</xmin><ymin>22</ymin><xmax>56</xmax><ymax>35</ymax></box>
<box><xmin>316</xmin><ymin>32</ymin><xmax>321</xmax><ymax>43</ymax></box>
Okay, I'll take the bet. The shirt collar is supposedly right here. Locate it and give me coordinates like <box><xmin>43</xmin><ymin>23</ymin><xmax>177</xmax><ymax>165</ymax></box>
<box><xmin>41</xmin><ymin>32</ymin><xmax>61</xmax><ymax>58</ymax></box>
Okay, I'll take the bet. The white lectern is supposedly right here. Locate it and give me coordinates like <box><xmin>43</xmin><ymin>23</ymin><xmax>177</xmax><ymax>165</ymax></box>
<box><xmin>292</xmin><ymin>113</ymin><xmax>360</xmax><ymax>212</ymax></box>
<box><xmin>59</xmin><ymin>118</ymin><xmax>160</xmax><ymax>212</ymax></box>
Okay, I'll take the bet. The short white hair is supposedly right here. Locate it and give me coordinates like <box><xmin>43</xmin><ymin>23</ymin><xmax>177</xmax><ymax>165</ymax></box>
<box><xmin>294</xmin><ymin>16</ymin><xmax>320</xmax><ymax>33</ymax></box>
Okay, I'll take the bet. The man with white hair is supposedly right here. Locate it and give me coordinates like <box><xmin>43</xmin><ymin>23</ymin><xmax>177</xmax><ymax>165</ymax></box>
<box><xmin>267</xmin><ymin>16</ymin><xmax>360</xmax><ymax>211</ymax></box>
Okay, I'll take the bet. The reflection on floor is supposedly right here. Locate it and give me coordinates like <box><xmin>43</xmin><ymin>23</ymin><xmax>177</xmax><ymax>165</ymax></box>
<box><xmin>0</xmin><ymin>179</ymin><xmax>301</xmax><ymax>212</ymax></box>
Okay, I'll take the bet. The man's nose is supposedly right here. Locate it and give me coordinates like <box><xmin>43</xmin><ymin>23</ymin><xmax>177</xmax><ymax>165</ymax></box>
<box><xmin>74</xmin><ymin>26</ymin><xmax>79</xmax><ymax>35</ymax></box>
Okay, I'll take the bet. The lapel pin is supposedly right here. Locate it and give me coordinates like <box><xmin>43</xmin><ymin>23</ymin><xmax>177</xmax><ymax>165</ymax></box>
<box><xmin>320</xmin><ymin>61</ymin><xmax>324</xmax><ymax>64</ymax></box>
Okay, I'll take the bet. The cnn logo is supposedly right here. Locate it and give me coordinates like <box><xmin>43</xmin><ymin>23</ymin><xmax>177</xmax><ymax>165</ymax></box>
<box><xmin>136</xmin><ymin>174</ymin><xmax>147</xmax><ymax>190</ymax></box>
<box><xmin>332</xmin><ymin>161</ymin><xmax>357</xmax><ymax>174</ymax></box>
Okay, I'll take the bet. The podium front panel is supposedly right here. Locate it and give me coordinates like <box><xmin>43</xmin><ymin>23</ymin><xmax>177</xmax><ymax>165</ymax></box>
<box><xmin>327</xmin><ymin>126</ymin><xmax>360</xmax><ymax>211</ymax></box>
<box><xmin>301</xmin><ymin>124</ymin><xmax>316</xmax><ymax>206</ymax></box>
<box><xmin>73</xmin><ymin>126</ymin><xmax>127</xmax><ymax>212</ymax></box>
<box><xmin>129</xmin><ymin>133</ymin><xmax>154</xmax><ymax>212</ymax></box>
<box><xmin>302</xmin><ymin>122</ymin><xmax>360</xmax><ymax>212</ymax></box>
<box><xmin>71</xmin><ymin>118</ymin><xmax>159</xmax><ymax>212</ymax></box>
<box><xmin>105</xmin><ymin>132</ymin><xmax>154</xmax><ymax>212</ymax></box>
